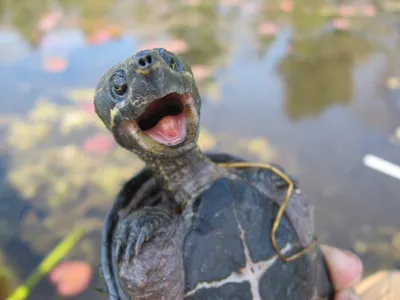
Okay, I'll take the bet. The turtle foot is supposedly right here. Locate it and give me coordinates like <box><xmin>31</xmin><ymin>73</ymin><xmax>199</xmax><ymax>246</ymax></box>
<box><xmin>114</xmin><ymin>206</ymin><xmax>173</xmax><ymax>263</ymax></box>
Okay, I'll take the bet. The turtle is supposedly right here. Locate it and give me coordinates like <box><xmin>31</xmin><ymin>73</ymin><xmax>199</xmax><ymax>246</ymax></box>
<box><xmin>94</xmin><ymin>48</ymin><xmax>335</xmax><ymax>300</ymax></box>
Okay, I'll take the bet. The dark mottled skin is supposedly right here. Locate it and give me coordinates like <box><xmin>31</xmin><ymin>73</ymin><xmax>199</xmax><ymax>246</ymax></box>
<box><xmin>94</xmin><ymin>48</ymin><xmax>334</xmax><ymax>299</ymax></box>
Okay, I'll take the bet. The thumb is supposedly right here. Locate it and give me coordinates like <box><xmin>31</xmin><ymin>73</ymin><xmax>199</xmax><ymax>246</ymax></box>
<box><xmin>320</xmin><ymin>245</ymin><xmax>363</xmax><ymax>290</ymax></box>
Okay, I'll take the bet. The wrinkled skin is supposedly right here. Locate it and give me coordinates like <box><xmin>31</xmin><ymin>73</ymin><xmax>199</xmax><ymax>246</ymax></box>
<box><xmin>94</xmin><ymin>48</ymin><xmax>201</xmax><ymax>161</ymax></box>
<box><xmin>94</xmin><ymin>49</ymin><xmax>335</xmax><ymax>299</ymax></box>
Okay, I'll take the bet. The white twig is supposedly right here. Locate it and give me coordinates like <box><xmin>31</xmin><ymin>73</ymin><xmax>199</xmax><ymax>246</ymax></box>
<box><xmin>363</xmin><ymin>154</ymin><xmax>400</xmax><ymax>181</ymax></box>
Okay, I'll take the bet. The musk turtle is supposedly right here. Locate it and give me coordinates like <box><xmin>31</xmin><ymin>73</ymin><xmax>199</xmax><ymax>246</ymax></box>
<box><xmin>94</xmin><ymin>48</ymin><xmax>335</xmax><ymax>300</ymax></box>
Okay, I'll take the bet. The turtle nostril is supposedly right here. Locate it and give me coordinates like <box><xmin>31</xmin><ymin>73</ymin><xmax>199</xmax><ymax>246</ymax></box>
<box><xmin>138</xmin><ymin>58</ymin><xmax>146</xmax><ymax>67</ymax></box>
<box><xmin>135</xmin><ymin>51</ymin><xmax>155</xmax><ymax>70</ymax></box>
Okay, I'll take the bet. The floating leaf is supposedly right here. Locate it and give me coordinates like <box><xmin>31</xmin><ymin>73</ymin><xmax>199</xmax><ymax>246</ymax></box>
<box><xmin>29</xmin><ymin>98</ymin><xmax>60</xmax><ymax>122</ymax></box>
<box><xmin>204</xmin><ymin>82</ymin><xmax>221</xmax><ymax>104</ymax></box>
<box><xmin>8</xmin><ymin>228</ymin><xmax>86</xmax><ymax>300</ymax></box>
<box><xmin>87</xmin><ymin>25</ymin><xmax>122</xmax><ymax>45</ymax></box>
<box><xmin>138</xmin><ymin>39</ymin><xmax>188</xmax><ymax>54</ymax></box>
<box><xmin>395</xmin><ymin>127</ymin><xmax>400</xmax><ymax>140</ymax></box>
<box><xmin>337</xmin><ymin>4</ymin><xmax>356</xmax><ymax>17</ymax></box>
<box><xmin>43</xmin><ymin>57</ymin><xmax>68</xmax><ymax>73</ymax></box>
<box><xmin>361</xmin><ymin>4</ymin><xmax>377</xmax><ymax>17</ymax></box>
<box><xmin>66</xmin><ymin>89</ymin><xmax>95</xmax><ymax>103</ymax></box>
<box><xmin>386</xmin><ymin>77</ymin><xmax>400</xmax><ymax>89</ymax></box>
<box><xmin>392</xmin><ymin>232</ymin><xmax>400</xmax><ymax>251</ymax></box>
<box><xmin>332</xmin><ymin>18</ymin><xmax>351</xmax><ymax>30</ymax></box>
<box><xmin>377</xmin><ymin>226</ymin><xmax>399</xmax><ymax>236</ymax></box>
<box><xmin>192</xmin><ymin>65</ymin><xmax>212</xmax><ymax>81</ymax></box>
<box><xmin>8</xmin><ymin>121</ymin><xmax>51</xmax><ymax>151</ymax></box>
<box><xmin>257</xmin><ymin>22</ymin><xmax>280</xmax><ymax>37</ymax></box>
<box><xmin>88</xmin><ymin>165</ymin><xmax>133</xmax><ymax>195</ymax></box>
<box><xmin>247</xmin><ymin>137</ymin><xmax>277</xmax><ymax>161</ymax></box>
<box><xmin>49</xmin><ymin>261</ymin><xmax>92</xmax><ymax>298</ymax></box>
<box><xmin>279</xmin><ymin>0</ymin><xmax>293</xmax><ymax>12</ymax></box>
<box><xmin>38</xmin><ymin>11</ymin><xmax>63</xmax><ymax>32</ymax></box>
<box><xmin>49</xmin><ymin>181</ymin><xmax>70</xmax><ymax>208</ymax></box>
<box><xmin>221</xmin><ymin>0</ymin><xmax>242</xmax><ymax>7</ymax></box>
<box><xmin>83</xmin><ymin>133</ymin><xmax>115</xmax><ymax>155</ymax></box>
<box><xmin>79</xmin><ymin>103</ymin><xmax>95</xmax><ymax>115</ymax></box>
<box><xmin>319</xmin><ymin>6</ymin><xmax>336</xmax><ymax>17</ymax></box>
<box><xmin>61</xmin><ymin>112</ymin><xmax>87</xmax><ymax>134</ymax></box>
<box><xmin>59</xmin><ymin>145</ymin><xmax>79</xmax><ymax>161</ymax></box>
<box><xmin>353</xmin><ymin>240</ymin><xmax>368</xmax><ymax>254</ymax></box>
<box><xmin>382</xmin><ymin>2</ymin><xmax>400</xmax><ymax>13</ymax></box>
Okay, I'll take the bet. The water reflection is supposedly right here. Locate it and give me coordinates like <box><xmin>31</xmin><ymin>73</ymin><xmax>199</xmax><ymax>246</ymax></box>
<box><xmin>0</xmin><ymin>0</ymin><xmax>400</xmax><ymax>298</ymax></box>
<box><xmin>279</xmin><ymin>32</ymin><xmax>373</xmax><ymax>120</ymax></box>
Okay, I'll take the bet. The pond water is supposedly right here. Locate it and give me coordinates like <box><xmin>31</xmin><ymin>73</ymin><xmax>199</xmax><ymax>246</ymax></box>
<box><xmin>1</xmin><ymin>0</ymin><xmax>400</xmax><ymax>299</ymax></box>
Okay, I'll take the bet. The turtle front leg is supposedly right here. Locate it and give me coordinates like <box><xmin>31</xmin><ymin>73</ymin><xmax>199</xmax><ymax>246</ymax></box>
<box><xmin>113</xmin><ymin>206</ymin><xmax>174</xmax><ymax>262</ymax></box>
<box><xmin>113</xmin><ymin>205</ymin><xmax>185</xmax><ymax>300</ymax></box>
<box><xmin>118</xmin><ymin>177</ymin><xmax>162</xmax><ymax>219</ymax></box>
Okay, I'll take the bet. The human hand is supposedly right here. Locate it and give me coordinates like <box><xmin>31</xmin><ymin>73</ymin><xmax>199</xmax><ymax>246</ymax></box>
<box><xmin>321</xmin><ymin>245</ymin><xmax>363</xmax><ymax>300</ymax></box>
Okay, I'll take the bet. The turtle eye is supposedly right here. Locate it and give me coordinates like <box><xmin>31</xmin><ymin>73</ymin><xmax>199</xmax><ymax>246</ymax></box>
<box><xmin>156</xmin><ymin>48</ymin><xmax>180</xmax><ymax>71</ymax></box>
<box><xmin>110</xmin><ymin>71</ymin><xmax>128</xmax><ymax>98</ymax></box>
<box><xmin>169</xmin><ymin>57</ymin><xmax>176</xmax><ymax>70</ymax></box>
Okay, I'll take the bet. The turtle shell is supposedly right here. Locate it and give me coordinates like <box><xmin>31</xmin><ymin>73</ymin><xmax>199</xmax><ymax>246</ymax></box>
<box><xmin>101</xmin><ymin>153</ymin><xmax>334</xmax><ymax>299</ymax></box>
<box><xmin>183</xmin><ymin>177</ymin><xmax>333</xmax><ymax>299</ymax></box>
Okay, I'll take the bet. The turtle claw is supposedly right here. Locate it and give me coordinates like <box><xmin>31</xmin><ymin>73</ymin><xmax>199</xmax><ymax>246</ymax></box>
<box><xmin>114</xmin><ymin>206</ymin><xmax>173</xmax><ymax>263</ymax></box>
<box><xmin>135</xmin><ymin>231</ymin><xmax>146</xmax><ymax>257</ymax></box>
<box><xmin>122</xmin><ymin>229</ymin><xmax>145</xmax><ymax>262</ymax></box>
<box><xmin>124</xmin><ymin>230</ymin><xmax>138</xmax><ymax>262</ymax></box>
<box><xmin>114</xmin><ymin>224</ymin><xmax>129</xmax><ymax>262</ymax></box>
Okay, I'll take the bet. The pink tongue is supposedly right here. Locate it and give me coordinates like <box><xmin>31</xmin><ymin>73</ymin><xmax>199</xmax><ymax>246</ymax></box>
<box><xmin>144</xmin><ymin>113</ymin><xmax>187</xmax><ymax>146</ymax></box>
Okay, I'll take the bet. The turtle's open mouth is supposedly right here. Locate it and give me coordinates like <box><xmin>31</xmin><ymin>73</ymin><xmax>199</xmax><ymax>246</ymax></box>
<box><xmin>136</xmin><ymin>92</ymin><xmax>191</xmax><ymax>146</ymax></box>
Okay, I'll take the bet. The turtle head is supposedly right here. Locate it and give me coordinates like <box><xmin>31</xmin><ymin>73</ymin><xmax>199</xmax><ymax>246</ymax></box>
<box><xmin>94</xmin><ymin>48</ymin><xmax>201</xmax><ymax>159</ymax></box>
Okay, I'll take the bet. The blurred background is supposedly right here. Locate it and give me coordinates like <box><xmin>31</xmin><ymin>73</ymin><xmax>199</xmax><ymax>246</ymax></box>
<box><xmin>0</xmin><ymin>0</ymin><xmax>400</xmax><ymax>299</ymax></box>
